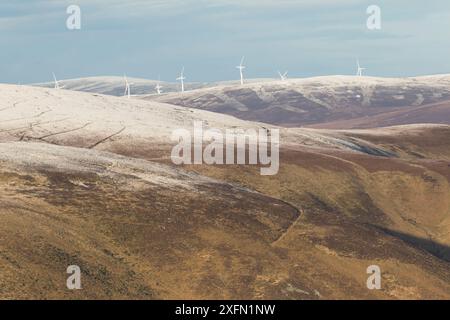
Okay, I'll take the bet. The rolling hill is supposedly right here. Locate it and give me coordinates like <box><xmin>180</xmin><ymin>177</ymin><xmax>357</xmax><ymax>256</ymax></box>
<box><xmin>141</xmin><ymin>75</ymin><xmax>450</xmax><ymax>128</ymax></box>
<box><xmin>33</xmin><ymin>76</ymin><xmax>276</xmax><ymax>97</ymax></box>
<box><xmin>1</xmin><ymin>84</ymin><xmax>450</xmax><ymax>299</ymax></box>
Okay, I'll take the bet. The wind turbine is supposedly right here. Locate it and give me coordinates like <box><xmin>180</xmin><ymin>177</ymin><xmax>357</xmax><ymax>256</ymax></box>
<box><xmin>278</xmin><ymin>71</ymin><xmax>288</xmax><ymax>81</ymax></box>
<box><xmin>236</xmin><ymin>56</ymin><xmax>246</xmax><ymax>85</ymax></box>
<box><xmin>356</xmin><ymin>59</ymin><xmax>366</xmax><ymax>77</ymax></box>
<box><xmin>52</xmin><ymin>72</ymin><xmax>63</xmax><ymax>89</ymax></box>
<box><xmin>176</xmin><ymin>67</ymin><xmax>186</xmax><ymax>93</ymax></box>
<box><xmin>155</xmin><ymin>76</ymin><xmax>163</xmax><ymax>95</ymax></box>
<box><xmin>124</xmin><ymin>74</ymin><xmax>131</xmax><ymax>98</ymax></box>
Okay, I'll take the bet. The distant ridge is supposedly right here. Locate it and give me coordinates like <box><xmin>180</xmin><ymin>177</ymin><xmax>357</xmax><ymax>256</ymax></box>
<box><xmin>142</xmin><ymin>74</ymin><xmax>450</xmax><ymax>128</ymax></box>
<box><xmin>32</xmin><ymin>76</ymin><xmax>276</xmax><ymax>96</ymax></box>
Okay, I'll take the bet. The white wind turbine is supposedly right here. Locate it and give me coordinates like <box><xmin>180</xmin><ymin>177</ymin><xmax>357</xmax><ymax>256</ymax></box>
<box><xmin>356</xmin><ymin>59</ymin><xmax>366</xmax><ymax>77</ymax></box>
<box><xmin>278</xmin><ymin>71</ymin><xmax>288</xmax><ymax>81</ymax></box>
<box><xmin>52</xmin><ymin>72</ymin><xmax>64</xmax><ymax>89</ymax></box>
<box><xmin>236</xmin><ymin>56</ymin><xmax>246</xmax><ymax>85</ymax></box>
<box><xmin>124</xmin><ymin>74</ymin><xmax>131</xmax><ymax>98</ymax></box>
<box><xmin>155</xmin><ymin>78</ymin><xmax>163</xmax><ymax>95</ymax></box>
<box><xmin>176</xmin><ymin>67</ymin><xmax>186</xmax><ymax>93</ymax></box>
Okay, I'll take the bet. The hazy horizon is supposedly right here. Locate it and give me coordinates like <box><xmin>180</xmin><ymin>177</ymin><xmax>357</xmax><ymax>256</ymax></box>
<box><xmin>1</xmin><ymin>0</ymin><xmax>449</xmax><ymax>84</ymax></box>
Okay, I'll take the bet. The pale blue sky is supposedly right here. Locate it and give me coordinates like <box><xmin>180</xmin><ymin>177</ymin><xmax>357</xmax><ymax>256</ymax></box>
<box><xmin>0</xmin><ymin>0</ymin><xmax>449</xmax><ymax>83</ymax></box>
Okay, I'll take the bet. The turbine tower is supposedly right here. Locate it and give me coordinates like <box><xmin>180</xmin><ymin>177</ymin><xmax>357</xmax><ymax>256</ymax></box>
<box><xmin>124</xmin><ymin>74</ymin><xmax>131</xmax><ymax>98</ymax></box>
<box><xmin>236</xmin><ymin>56</ymin><xmax>246</xmax><ymax>85</ymax></box>
<box><xmin>176</xmin><ymin>67</ymin><xmax>186</xmax><ymax>93</ymax></box>
<box><xmin>52</xmin><ymin>72</ymin><xmax>61</xmax><ymax>89</ymax></box>
<box><xmin>155</xmin><ymin>77</ymin><xmax>163</xmax><ymax>95</ymax></box>
<box><xmin>356</xmin><ymin>60</ymin><xmax>366</xmax><ymax>77</ymax></box>
<box><xmin>278</xmin><ymin>71</ymin><xmax>288</xmax><ymax>81</ymax></box>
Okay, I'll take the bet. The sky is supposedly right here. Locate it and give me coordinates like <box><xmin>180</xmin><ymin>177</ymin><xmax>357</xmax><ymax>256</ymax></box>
<box><xmin>0</xmin><ymin>0</ymin><xmax>449</xmax><ymax>83</ymax></box>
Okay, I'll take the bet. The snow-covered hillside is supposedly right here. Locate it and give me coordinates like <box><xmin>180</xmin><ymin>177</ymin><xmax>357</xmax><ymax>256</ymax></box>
<box><xmin>0</xmin><ymin>84</ymin><xmax>261</xmax><ymax>144</ymax></box>
<box><xmin>32</xmin><ymin>76</ymin><xmax>276</xmax><ymax>96</ymax></box>
<box><xmin>0</xmin><ymin>84</ymin><xmax>404</xmax><ymax>156</ymax></box>
<box><xmin>141</xmin><ymin>75</ymin><xmax>450</xmax><ymax>127</ymax></box>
